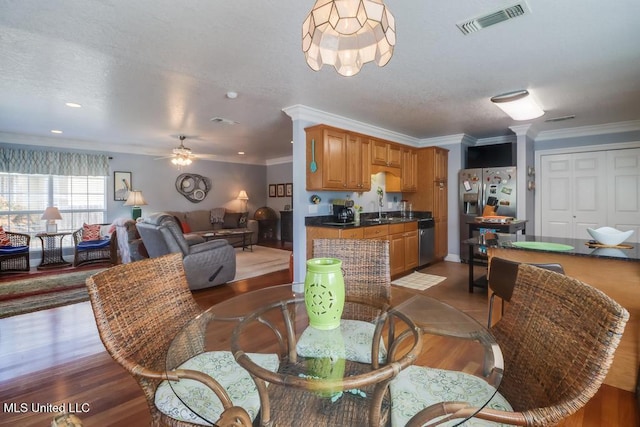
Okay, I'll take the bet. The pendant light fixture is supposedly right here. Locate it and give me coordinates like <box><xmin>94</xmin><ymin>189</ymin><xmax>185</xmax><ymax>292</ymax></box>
<box><xmin>490</xmin><ymin>90</ymin><xmax>545</xmax><ymax>121</ymax></box>
<box><xmin>302</xmin><ymin>0</ymin><xmax>396</xmax><ymax>77</ymax></box>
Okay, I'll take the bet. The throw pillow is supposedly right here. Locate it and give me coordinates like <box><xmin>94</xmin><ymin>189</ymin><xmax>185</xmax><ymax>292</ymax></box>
<box><xmin>238</xmin><ymin>212</ymin><xmax>248</xmax><ymax>227</ymax></box>
<box><xmin>210</xmin><ymin>207</ymin><xmax>226</xmax><ymax>224</ymax></box>
<box><xmin>82</xmin><ymin>223</ymin><xmax>102</xmax><ymax>241</ymax></box>
<box><xmin>222</xmin><ymin>212</ymin><xmax>242</xmax><ymax>229</ymax></box>
<box><xmin>181</xmin><ymin>221</ymin><xmax>192</xmax><ymax>233</ymax></box>
<box><xmin>0</xmin><ymin>226</ymin><xmax>11</xmax><ymax>246</ymax></box>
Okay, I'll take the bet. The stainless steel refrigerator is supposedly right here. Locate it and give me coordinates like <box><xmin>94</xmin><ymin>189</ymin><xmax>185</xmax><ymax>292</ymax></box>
<box><xmin>459</xmin><ymin>166</ymin><xmax>517</xmax><ymax>262</ymax></box>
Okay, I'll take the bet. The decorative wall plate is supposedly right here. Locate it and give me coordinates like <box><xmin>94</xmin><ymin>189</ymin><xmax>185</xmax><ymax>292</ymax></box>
<box><xmin>176</xmin><ymin>173</ymin><xmax>211</xmax><ymax>203</ymax></box>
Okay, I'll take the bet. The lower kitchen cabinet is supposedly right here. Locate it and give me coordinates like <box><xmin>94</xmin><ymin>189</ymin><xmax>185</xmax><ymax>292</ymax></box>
<box><xmin>306</xmin><ymin>222</ymin><xmax>418</xmax><ymax>276</ymax></box>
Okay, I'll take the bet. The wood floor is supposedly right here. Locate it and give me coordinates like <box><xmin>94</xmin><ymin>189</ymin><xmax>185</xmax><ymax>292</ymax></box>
<box><xmin>0</xmin><ymin>245</ymin><xmax>637</xmax><ymax>426</ymax></box>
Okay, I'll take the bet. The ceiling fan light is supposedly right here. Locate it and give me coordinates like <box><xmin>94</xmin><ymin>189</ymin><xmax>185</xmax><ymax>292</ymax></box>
<box><xmin>302</xmin><ymin>0</ymin><xmax>395</xmax><ymax>77</ymax></box>
<box><xmin>491</xmin><ymin>90</ymin><xmax>545</xmax><ymax>121</ymax></box>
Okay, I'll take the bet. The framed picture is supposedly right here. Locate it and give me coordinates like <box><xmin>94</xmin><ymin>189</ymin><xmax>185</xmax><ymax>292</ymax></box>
<box><xmin>114</xmin><ymin>171</ymin><xmax>132</xmax><ymax>201</ymax></box>
<box><xmin>285</xmin><ymin>183</ymin><xmax>293</xmax><ymax>197</ymax></box>
<box><xmin>277</xmin><ymin>184</ymin><xmax>285</xmax><ymax>197</ymax></box>
<box><xmin>268</xmin><ymin>184</ymin><xmax>276</xmax><ymax>197</ymax></box>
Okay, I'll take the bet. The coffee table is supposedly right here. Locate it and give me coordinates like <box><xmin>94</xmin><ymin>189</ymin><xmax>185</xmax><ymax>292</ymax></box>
<box><xmin>201</xmin><ymin>229</ymin><xmax>253</xmax><ymax>251</ymax></box>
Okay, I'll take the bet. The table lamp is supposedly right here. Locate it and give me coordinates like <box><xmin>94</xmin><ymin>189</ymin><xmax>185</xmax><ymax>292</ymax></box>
<box><xmin>41</xmin><ymin>206</ymin><xmax>63</xmax><ymax>233</ymax></box>
<box><xmin>237</xmin><ymin>190</ymin><xmax>249</xmax><ymax>212</ymax></box>
<box><xmin>123</xmin><ymin>190</ymin><xmax>148</xmax><ymax>220</ymax></box>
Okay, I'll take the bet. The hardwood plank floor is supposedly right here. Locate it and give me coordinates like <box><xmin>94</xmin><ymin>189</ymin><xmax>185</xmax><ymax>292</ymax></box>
<box><xmin>0</xmin><ymin>246</ymin><xmax>637</xmax><ymax>426</ymax></box>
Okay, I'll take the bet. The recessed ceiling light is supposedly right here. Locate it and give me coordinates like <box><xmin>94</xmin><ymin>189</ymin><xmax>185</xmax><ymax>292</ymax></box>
<box><xmin>50</xmin><ymin>130</ymin><xmax>63</xmax><ymax>134</ymax></box>
<box><xmin>65</xmin><ymin>102</ymin><xmax>82</xmax><ymax>108</ymax></box>
<box><xmin>226</xmin><ymin>91</ymin><xmax>238</xmax><ymax>99</ymax></box>
<box><xmin>238</xmin><ymin>151</ymin><xmax>245</xmax><ymax>155</ymax></box>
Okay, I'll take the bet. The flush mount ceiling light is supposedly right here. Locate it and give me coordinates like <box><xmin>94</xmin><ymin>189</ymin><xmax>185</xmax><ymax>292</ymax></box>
<box><xmin>302</xmin><ymin>0</ymin><xmax>396</xmax><ymax>77</ymax></box>
<box><xmin>490</xmin><ymin>90</ymin><xmax>545</xmax><ymax>121</ymax></box>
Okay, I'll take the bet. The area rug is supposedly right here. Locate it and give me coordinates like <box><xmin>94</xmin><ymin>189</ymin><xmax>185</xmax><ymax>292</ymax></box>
<box><xmin>233</xmin><ymin>246</ymin><xmax>291</xmax><ymax>282</ymax></box>
<box><xmin>0</xmin><ymin>246</ymin><xmax>291</xmax><ymax>318</ymax></box>
<box><xmin>391</xmin><ymin>271</ymin><xmax>447</xmax><ymax>291</ymax></box>
<box><xmin>0</xmin><ymin>268</ymin><xmax>106</xmax><ymax>318</ymax></box>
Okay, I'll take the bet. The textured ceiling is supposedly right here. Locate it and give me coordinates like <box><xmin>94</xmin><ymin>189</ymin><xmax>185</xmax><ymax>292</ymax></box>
<box><xmin>0</xmin><ymin>0</ymin><xmax>639</xmax><ymax>164</ymax></box>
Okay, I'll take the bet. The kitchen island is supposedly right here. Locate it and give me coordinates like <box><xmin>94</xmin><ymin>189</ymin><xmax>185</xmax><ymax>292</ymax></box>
<box><xmin>481</xmin><ymin>233</ymin><xmax>639</xmax><ymax>393</ymax></box>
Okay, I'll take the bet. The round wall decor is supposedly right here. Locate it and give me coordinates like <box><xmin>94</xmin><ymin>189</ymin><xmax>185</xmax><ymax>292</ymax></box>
<box><xmin>176</xmin><ymin>173</ymin><xmax>211</xmax><ymax>203</ymax></box>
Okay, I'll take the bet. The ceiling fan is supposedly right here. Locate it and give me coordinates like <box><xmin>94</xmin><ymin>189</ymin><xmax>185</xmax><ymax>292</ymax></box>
<box><xmin>154</xmin><ymin>135</ymin><xmax>200</xmax><ymax>166</ymax></box>
<box><xmin>169</xmin><ymin>135</ymin><xmax>195</xmax><ymax>166</ymax></box>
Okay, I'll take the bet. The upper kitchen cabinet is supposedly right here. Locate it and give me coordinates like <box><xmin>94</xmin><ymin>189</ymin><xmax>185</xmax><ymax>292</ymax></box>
<box><xmin>306</xmin><ymin>125</ymin><xmax>371</xmax><ymax>191</ymax></box>
<box><xmin>401</xmin><ymin>148</ymin><xmax>418</xmax><ymax>192</ymax></box>
<box><xmin>404</xmin><ymin>146</ymin><xmax>449</xmax><ymax>260</ymax></box>
<box><xmin>371</xmin><ymin>139</ymin><xmax>402</xmax><ymax>168</ymax></box>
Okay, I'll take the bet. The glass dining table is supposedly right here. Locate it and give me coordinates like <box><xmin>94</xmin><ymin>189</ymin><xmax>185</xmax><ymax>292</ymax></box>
<box><xmin>165</xmin><ymin>284</ymin><xmax>503</xmax><ymax>427</ymax></box>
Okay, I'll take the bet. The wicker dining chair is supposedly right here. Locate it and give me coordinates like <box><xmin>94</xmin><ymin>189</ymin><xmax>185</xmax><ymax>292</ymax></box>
<box><xmin>487</xmin><ymin>257</ymin><xmax>565</xmax><ymax>328</ymax></box>
<box><xmin>85</xmin><ymin>252</ymin><xmax>277</xmax><ymax>427</ymax></box>
<box><xmin>296</xmin><ymin>238</ymin><xmax>391</xmax><ymax>365</ymax></box>
<box><xmin>391</xmin><ymin>264</ymin><xmax>629</xmax><ymax>427</ymax></box>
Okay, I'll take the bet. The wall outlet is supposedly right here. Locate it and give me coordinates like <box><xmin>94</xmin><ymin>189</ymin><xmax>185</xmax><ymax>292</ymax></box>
<box><xmin>308</xmin><ymin>204</ymin><xmax>318</xmax><ymax>214</ymax></box>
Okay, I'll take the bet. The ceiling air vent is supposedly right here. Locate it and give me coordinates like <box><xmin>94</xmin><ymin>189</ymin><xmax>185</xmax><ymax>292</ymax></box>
<box><xmin>457</xmin><ymin>2</ymin><xmax>531</xmax><ymax>35</ymax></box>
<box><xmin>210</xmin><ymin>117</ymin><xmax>238</xmax><ymax>125</ymax></box>
<box><xmin>545</xmin><ymin>115</ymin><xmax>576</xmax><ymax>123</ymax></box>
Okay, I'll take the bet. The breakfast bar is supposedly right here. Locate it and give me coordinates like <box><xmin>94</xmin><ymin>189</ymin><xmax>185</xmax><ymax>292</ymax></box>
<box><xmin>481</xmin><ymin>233</ymin><xmax>640</xmax><ymax>393</ymax></box>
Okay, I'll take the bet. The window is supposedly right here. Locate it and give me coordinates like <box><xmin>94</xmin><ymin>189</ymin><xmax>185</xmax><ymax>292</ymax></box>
<box><xmin>0</xmin><ymin>172</ymin><xmax>107</xmax><ymax>234</ymax></box>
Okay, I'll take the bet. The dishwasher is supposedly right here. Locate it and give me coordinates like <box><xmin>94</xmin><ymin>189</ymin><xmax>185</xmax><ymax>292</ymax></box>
<box><xmin>417</xmin><ymin>218</ymin><xmax>435</xmax><ymax>267</ymax></box>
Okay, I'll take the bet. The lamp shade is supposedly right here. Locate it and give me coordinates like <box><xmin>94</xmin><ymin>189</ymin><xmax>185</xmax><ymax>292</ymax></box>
<box><xmin>491</xmin><ymin>90</ymin><xmax>545</xmax><ymax>121</ymax></box>
<box><xmin>237</xmin><ymin>190</ymin><xmax>249</xmax><ymax>201</ymax></box>
<box><xmin>41</xmin><ymin>206</ymin><xmax>62</xmax><ymax>221</ymax></box>
<box><xmin>302</xmin><ymin>0</ymin><xmax>396</xmax><ymax>77</ymax></box>
<box><xmin>123</xmin><ymin>190</ymin><xmax>148</xmax><ymax>207</ymax></box>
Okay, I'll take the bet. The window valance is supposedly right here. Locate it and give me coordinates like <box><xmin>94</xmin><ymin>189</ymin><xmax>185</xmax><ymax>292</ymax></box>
<box><xmin>0</xmin><ymin>147</ymin><xmax>109</xmax><ymax>176</ymax></box>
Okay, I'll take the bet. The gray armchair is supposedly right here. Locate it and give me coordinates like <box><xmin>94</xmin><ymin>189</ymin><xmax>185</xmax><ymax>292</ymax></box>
<box><xmin>136</xmin><ymin>213</ymin><xmax>236</xmax><ymax>290</ymax></box>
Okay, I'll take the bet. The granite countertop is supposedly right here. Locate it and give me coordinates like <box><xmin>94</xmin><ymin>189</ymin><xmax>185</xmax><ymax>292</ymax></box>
<box><xmin>463</xmin><ymin>233</ymin><xmax>640</xmax><ymax>262</ymax></box>
<box><xmin>306</xmin><ymin>212</ymin><xmax>432</xmax><ymax>229</ymax></box>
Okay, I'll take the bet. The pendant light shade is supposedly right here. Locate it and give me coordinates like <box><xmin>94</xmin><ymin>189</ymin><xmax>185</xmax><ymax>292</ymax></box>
<box><xmin>302</xmin><ymin>0</ymin><xmax>396</xmax><ymax>77</ymax></box>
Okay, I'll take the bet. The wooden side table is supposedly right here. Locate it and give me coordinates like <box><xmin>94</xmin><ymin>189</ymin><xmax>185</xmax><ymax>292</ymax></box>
<box><xmin>36</xmin><ymin>232</ymin><xmax>72</xmax><ymax>270</ymax></box>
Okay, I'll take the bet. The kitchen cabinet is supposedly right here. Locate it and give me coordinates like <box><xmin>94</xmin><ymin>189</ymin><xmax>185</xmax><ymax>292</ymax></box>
<box><xmin>305</xmin><ymin>226</ymin><xmax>364</xmax><ymax>259</ymax></box>
<box><xmin>404</xmin><ymin>147</ymin><xmax>449</xmax><ymax>260</ymax></box>
<box><xmin>389</xmin><ymin>222</ymin><xmax>419</xmax><ymax>275</ymax></box>
<box><xmin>306</xmin><ymin>125</ymin><xmax>371</xmax><ymax>191</ymax></box>
<box><xmin>372</xmin><ymin>139</ymin><xmax>402</xmax><ymax>168</ymax></box>
<box><xmin>307</xmin><ymin>222</ymin><xmax>417</xmax><ymax>276</ymax></box>
<box><xmin>401</xmin><ymin>148</ymin><xmax>418</xmax><ymax>192</ymax></box>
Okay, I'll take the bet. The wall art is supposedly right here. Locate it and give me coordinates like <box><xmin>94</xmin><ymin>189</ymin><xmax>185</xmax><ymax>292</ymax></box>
<box><xmin>114</xmin><ymin>171</ymin><xmax>131</xmax><ymax>201</ymax></box>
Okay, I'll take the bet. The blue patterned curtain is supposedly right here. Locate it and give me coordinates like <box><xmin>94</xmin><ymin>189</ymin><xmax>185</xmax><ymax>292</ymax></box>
<box><xmin>0</xmin><ymin>147</ymin><xmax>109</xmax><ymax>176</ymax></box>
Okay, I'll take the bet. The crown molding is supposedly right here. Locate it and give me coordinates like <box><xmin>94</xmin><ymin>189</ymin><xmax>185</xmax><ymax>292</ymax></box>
<box><xmin>535</xmin><ymin>120</ymin><xmax>640</xmax><ymax>141</ymax></box>
<box><xmin>0</xmin><ymin>132</ymin><xmax>272</xmax><ymax>166</ymax></box>
<box><xmin>283</xmin><ymin>104</ymin><xmax>420</xmax><ymax>146</ymax></box>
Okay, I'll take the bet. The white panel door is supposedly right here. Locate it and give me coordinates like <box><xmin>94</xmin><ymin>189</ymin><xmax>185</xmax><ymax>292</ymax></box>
<box><xmin>540</xmin><ymin>154</ymin><xmax>572</xmax><ymax>237</ymax></box>
<box><xmin>572</xmin><ymin>151</ymin><xmax>607</xmax><ymax>239</ymax></box>
<box><xmin>540</xmin><ymin>151</ymin><xmax>607</xmax><ymax>239</ymax></box>
<box><xmin>607</xmin><ymin>148</ymin><xmax>640</xmax><ymax>243</ymax></box>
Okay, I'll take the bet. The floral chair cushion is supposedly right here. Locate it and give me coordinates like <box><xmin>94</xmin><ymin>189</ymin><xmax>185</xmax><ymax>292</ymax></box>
<box><xmin>389</xmin><ymin>365</ymin><xmax>513</xmax><ymax>427</ymax></box>
<box><xmin>155</xmin><ymin>351</ymin><xmax>279</xmax><ymax>425</ymax></box>
<box><xmin>296</xmin><ymin>319</ymin><xmax>387</xmax><ymax>364</ymax></box>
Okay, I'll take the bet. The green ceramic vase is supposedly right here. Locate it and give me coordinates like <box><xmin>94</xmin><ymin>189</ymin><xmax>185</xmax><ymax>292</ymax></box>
<box><xmin>304</xmin><ymin>258</ymin><xmax>345</xmax><ymax>330</ymax></box>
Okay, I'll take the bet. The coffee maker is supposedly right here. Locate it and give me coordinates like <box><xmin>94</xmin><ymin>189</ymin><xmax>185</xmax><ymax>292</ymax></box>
<box><xmin>333</xmin><ymin>200</ymin><xmax>355</xmax><ymax>223</ymax></box>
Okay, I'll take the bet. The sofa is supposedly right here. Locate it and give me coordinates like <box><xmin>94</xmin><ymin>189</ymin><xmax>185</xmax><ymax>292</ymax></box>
<box><xmin>136</xmin><ymin>213</ymin><xmax>236</xmax><ymax>289</ymax></box>
<box><xmin>165</xmin><ymin>208</ymin><xmax>259</xmax><ymax>245</ymax></box>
